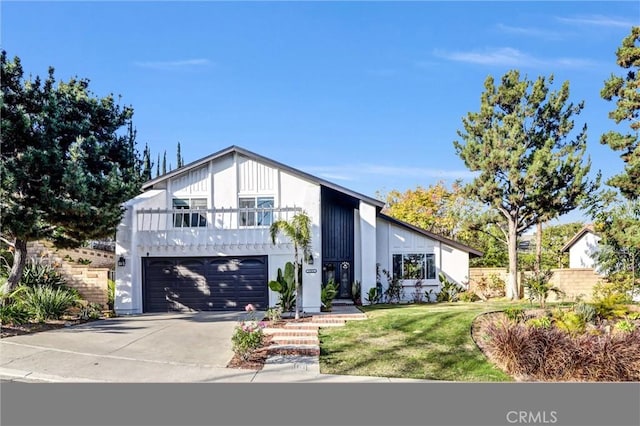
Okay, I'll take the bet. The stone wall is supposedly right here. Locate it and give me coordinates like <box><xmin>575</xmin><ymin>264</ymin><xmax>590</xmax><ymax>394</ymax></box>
<box><xmin>469</xmin><ymin>267</ymin><xmax>603</xmax><ymax>302</ymax></box>
<box><xmin>26</xmin><ymin>241</ymin><xmax>112</xmax><ymax>307</ymax></box>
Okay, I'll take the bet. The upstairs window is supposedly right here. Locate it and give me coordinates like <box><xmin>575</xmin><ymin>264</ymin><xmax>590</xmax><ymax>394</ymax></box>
<box><xmin>239</xmin><ymin>196</ymin><xmax>274</xmax><ymax>227</ymax></box>
<box><xmin>173</xmin><ymin>198</ymin><xmax>207</xmax><ymax>228</ymax></box>
<box><xmin>392</xmin><ymin>253</ymin><xmax>436</xmax><ymax>280</ymax></box>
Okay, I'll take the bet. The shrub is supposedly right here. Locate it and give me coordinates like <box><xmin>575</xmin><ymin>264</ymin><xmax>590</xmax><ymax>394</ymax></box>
<box><xmin>0</xmin><ymin>303</ymin><xmax>31</xmax><ymax>325</ymax></box>
<box><xmin>268</xmin><ymin>262</ymin><xmax>296</xmax><ymax>312</ymax></box>
<box><xmin>231</xmin><ymin>304</ymin><xmax>266</xmax><ymax>361</ymax></box>
<box><xmin>20</xmin><ymin>259</ymin><xmax>68</xmax><ymax>289</ymax></box>
<box><xmin>436</xmin><ymin>272</ymin><xmax>464</xmax><ymax>302</ymax></box>
<box><xmin>21</xmin><ymin>285</ymin><xmax>80</xmax><ymax>322</ymax></box>
<box><xmin>321</xmin><ymin>279</ymin><xmax>338</xmax><ymax>311</ymax></box>
<box><xmin>366</xmin><ymin>287</ymin><xmax>381</xmax><ymax>305</ymax></box>
<box><xmin>78</xmin><ymin>302</ymin><xmax>103</xmax><ymax>320</ymax></box>
<box><xmin>107</xmin><ymin>278</ymin><xmax>115</xmax><ymax>310</ymax></box>
<box><xmin>527</xmin><ymin>316</ymin><xmax>552</xmax><ymax>329</ymax></box>
<box><xmin>555</xmin><ymin>311</ymin><xmax>586</xmax><ymax>335</ymax></box>
<box><xmin>573</xmin><ymin>302</ymin><xmax>597</xmax><ymax>324</ymax></box>
<box><xmin>381</xmin><ymin>269</ymin><xmax>403</xmax><ymax>303</ymax></box>
<box><xmin>484</xmin><ymin>320</ymin><xmax>640</xmax><ymax>381</ymax></box>
<box><xmin>593</xmin><ymin>272</ymin><xmax>637</xmax><ymax>302</ymax></box>
<box><xmin>614</xmin><ymin>319</ymin><xmax>636</xmax><ymax>333</ymax></box>
<box><xmin>458</xmin><ymin>290</ymin><xmax>479</xmax><ymax>303</ymax></box>
<box><xmin>503</xmin><ymin>307</ymin><xmax>525</xmax><ymax>323</ymax></box>
<box><xmin>351</xmin><ymin>280</ymin><xmax>361</xmax><ymax>305</ymax></box>
<box><xmin>265</xmin><ymin>306</ymin><xmax>282</xmax><ymax>323</ymax></box>
<box><xmin>523</xmin><ymin>270</ymin><xmax>563</xmax><ymax>308</ymax></box>
<box><xmin>473</xmin><ymin>274</ymin><xmax>506</xmax><ymax>300</ymax></box>
<box><xmin>591</xmin><ymin>293</ymin><xmax>630</xmax><ymax>320</ymax></box>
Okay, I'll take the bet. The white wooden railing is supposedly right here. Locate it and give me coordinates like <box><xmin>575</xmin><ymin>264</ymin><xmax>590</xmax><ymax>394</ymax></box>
<box><xmin>135</xmin><ymin>206</ymin><xmax>302</xmax><ymax>248</ymax></box>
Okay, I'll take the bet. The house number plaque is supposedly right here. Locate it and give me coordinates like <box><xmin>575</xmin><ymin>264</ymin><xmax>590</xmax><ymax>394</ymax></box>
<box><xmin>305</xmin><ymin>269</ymin><xmax>318</xmax><ymax>274</ymax></box>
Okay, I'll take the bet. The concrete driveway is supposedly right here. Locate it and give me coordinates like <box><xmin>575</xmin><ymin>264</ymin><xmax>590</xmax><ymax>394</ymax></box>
<box><xmin>0</xmin><ymin>312</ymin><xmax>260</xmax><ymax>383</ymax></box>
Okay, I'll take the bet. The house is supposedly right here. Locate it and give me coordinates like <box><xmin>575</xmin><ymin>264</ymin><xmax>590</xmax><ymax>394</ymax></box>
<box><xmin>561</xmin><ymin>225</ymin><xmax>601</xmax><ymax>269</ymax></box>
<box><xmin>115</xmin><ymin>146</ymin><xmax>481</xmax><ymax>314</ymax></box>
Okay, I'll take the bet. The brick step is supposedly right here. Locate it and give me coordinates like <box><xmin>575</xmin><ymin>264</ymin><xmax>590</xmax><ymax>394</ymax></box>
<box><xmin>270</xmin><ymin>336</ymin><xmax>319</xmax><ymax>345</ymax></box>
<box><xmin>266</xmin><ymin>345</ymin><xmax>320</xmax><ymax>356</ymax></box>
<box><xmin>284</xmin><ymin>322</ymin><xmax>347</xmax><ymax>329</ymax></box>
<box><xmin>263</xmin><ymin>328</ymin><xmax>318</xmax><ymax>336</ymax></box>
<box><xmin>308</xmin><ymin>318</ymin><xmax>347</xmax><ymax>324</ymax></box>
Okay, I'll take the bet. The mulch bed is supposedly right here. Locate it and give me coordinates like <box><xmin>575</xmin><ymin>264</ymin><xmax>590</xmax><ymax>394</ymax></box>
<box><xmin>1</xmin><ymin>318</ymin><xmax>96</xmax><ymax>338</ymax></box>
<box><xmin>226</xmin><ymin>315</ymin><xmax>316</xmax><ymax>370</ymax></box>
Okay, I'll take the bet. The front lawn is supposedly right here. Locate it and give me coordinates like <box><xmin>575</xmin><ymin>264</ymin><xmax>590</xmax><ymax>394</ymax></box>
<box><xmin>319</xmin><ymin>301</ymin><xmax>527</xmax><ymax>382</ymax></box>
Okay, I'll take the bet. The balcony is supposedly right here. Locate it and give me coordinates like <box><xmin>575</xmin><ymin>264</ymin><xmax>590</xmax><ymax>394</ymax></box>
<box><xmin>134</xmin><ymin>206</ymin><xmax>302</xmax><ymax>249</ymax></box>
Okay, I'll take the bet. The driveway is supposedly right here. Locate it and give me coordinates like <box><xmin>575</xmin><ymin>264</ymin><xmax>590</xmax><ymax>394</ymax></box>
<box><xmin>0</xmin><ymin>312</ymin><xmax>260</xmax><ymax>383</ymax></box>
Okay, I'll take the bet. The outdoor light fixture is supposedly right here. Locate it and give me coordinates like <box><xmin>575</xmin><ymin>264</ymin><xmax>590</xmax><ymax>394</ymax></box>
<box><xmin>118</xmin><ymin>256</ymin><xmax>126</xmax><ymax>267</ymax></box>
<box><xmin>306</xmin><ymin>251</ymin><xmax>314</xmax><ymax>265</ymax></box>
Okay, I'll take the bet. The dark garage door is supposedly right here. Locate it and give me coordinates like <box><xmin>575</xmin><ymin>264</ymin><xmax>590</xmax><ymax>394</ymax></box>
<box><xmin>143</xmin><ymin>256</ymin><xmax>268</xmax><ymax>312</ymax></box>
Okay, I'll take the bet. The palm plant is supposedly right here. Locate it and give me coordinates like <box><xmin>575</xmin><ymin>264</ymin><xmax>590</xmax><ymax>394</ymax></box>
<box><xmin>270</xmin><ymin>212</ymin><xmax>312</xmax><ymax>320</ymax></box>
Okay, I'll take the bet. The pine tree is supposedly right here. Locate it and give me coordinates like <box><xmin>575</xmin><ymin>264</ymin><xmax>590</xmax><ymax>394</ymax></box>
<box><xmin>162</xmin><ymin>151</ymin><xmax>167</xmax><ymax>175</ymax></box>
<box><xmin>0</xmin><ymin>51</ymin><xmax>143</xmax><ymax>291</ymax></box>
<box><xmin>156</xmin><ymin>153</ymin><xmax>160</xmax><ymax>177</ymax></box>
<box><xmin>601</xmin><ymin>26</ymin><xmax>640</xmax><ymax>200</ymax></box>
<box><xmin>454</xmin><ymin>70</ymin><xmax>595</xmax><ymax>299</ymax></box>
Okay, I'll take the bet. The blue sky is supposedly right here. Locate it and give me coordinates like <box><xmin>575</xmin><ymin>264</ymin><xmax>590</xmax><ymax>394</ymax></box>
<box><xmin>2</xmin><ymin>1</ymin><xmax>638</xmax><ymax>225</ymax></box>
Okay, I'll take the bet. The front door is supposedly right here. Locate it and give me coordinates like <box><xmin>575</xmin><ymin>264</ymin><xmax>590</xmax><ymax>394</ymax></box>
<box><xmin>323</xmin><ymin>261</ymin><xmax>352</xmax><ymax>299</ymax></box>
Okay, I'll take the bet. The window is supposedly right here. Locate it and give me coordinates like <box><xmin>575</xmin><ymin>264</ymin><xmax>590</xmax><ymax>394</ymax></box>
<box><xmin>239</xmin><ymin>197</ymin><xmax>274</xmax><ymax>227</ymax></box>
<box><xmin>392</xmin><ymin>253</ymin><xmax>436</xmax><ymax>280</ymax></box>
<box><xmin>173</xmin><ymin>198</ymin><xmax>207</xmax><ymax>228</ymax></box>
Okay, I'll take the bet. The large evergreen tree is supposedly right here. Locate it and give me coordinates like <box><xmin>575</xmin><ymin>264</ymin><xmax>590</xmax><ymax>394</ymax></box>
<box><xmin>142</xmin><ymin>143</ymin><xmax>153</xmax><ymax>181</ymax></box>
<box><xmin>0</xmin><ymin>51</ymin><xmax>143</xmax><ymax>291</ymax></box>
<box><xmin>454</xmin><ymin>70</ymin><xmax>594</xmax><ymax>299</ymax></box>
<box><xmin>601</xmin><ymin>26</ymin><xmax>640</xmax><ymax>199</ymax></box>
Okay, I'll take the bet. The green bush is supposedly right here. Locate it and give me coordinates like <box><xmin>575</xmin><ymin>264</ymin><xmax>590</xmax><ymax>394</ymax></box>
<box><xmin>573</xmin><ymin>302</ymin><xmax>597</xmax><ymax>323</ymax></box>
<box><xmin>458</xmin><ymin>291</ymin><xmax>479</xmax><ymax>302</ymax></box>
<box><xmin>527</xmin><ymin>316</ymin><xmax>552</xmax><ymax>329</ymax></box>
<box><xmin>591</xmin><ymin>293</ymin><xmax>630</xmax><ymax>320</ymax></box>
<box><xmin>555</xmin><ymin>311</ymin><xmax>586</xmax><ymax>335</ymax></box>
<box><xmin>265</xmin><ymin>306</ymin><xmax>282</xmax><ymax>323</ymax></box>
<box><xmin>614</xmin><ymin>319</ymin><xmax>636</xmax><ymax>333</ymax></box>
<box><xmin>593</xmin><ymin>272</ymin><xmax>637</xmax><ymax>303</ymax></box>
<box><xmin>503</xmin><ymin>307</ymin><xmax>525</xmax><ymax>323</ymax></box>
<box><xmin>523</xmin><ymin>270</ymin><xmax>563</xmax><ymax>308</ymax></box>
<box><xmin>231</xmin><ymin>305</ymin><xmax>265</xmax><ymax>361</ymax></box>
<box><xmin>21</xmin><ymin>285</ymin><xmax>80</xmax><ymax>322</ymax></box>
<box><xmin>321</xmin><ymin>279</ymin><xmax>338</xmax><ymax>311</ymax></box>
<box><xmin>107</xmin><ymin>278</ymin><xmax>115</xmax><ymax>310</ymax></box>
<box><xmin>268</xmin><ymin>262</ymin><xmax>296</xmax><ymax>312</ymax></box>
<box><xmin>78</xmin><ymin>302</ymin><xmax>103</xmax><ymax>320</ymax></box>
<box><xmin>20</xmin><ymin>259</ymin><xmax>68</xmax><ymax>289</ymax></box>
<box><xmin>366</xmin><ymin>287</ymin><xmax>381</xmax><ymax>304</ymax></box>
<box><xmin>436</xmin><ymin>272</ymin><xmax>464</xmax><ymax>302</ymax></box>
<box><xmin>0</xmin><ymin>303</ymin><xmax>31</xmax><ymax>325</ymax></box>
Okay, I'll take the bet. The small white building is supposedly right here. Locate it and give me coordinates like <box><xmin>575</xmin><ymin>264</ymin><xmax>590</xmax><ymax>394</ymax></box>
<box><xmin>561</xmin><ymin>225</ymin><xmax>601</xmax><ymax>269</ymax></box>
<box><xmin>115</xmin><ymin>146</ymin><xmax>481</xmax><ymax>314</ymax></box>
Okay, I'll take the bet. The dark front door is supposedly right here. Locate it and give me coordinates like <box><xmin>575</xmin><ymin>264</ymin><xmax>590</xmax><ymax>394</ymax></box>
<box><xmin>323</xmin><ymin>261</ymin><xmax>352</xmax><ymax>299</ymax></box>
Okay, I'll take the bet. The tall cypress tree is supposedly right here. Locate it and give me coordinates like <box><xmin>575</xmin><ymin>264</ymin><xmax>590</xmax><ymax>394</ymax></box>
<box><xmin>176</xmin><ymin>142</ymin><xmax>183</xmax><ymax>168</ymax></box>
<box><xmin>141</xmin><ymin>143</ymin><xmax>152</xmax><ymax>181</ymax></box>
<box><xmin>454</xmin><ymin>70</ymin><xmax>595</xmax><ymax>299</ymax></box>
<box><xmin>162</xmin><ymin>151</ymin><xmax>167</xmax><ymax>175</ymax></box>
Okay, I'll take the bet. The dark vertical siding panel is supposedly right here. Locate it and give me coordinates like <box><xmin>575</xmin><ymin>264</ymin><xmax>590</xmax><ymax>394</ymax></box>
<box><xmin>321</xmin><ymin>187</ymin><xmax>355</xmax><ymax>262</ymax></box>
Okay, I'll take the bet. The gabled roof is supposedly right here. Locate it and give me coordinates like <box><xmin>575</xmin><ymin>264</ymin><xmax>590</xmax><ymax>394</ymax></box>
<box><xmin>378</xmin><ymin>213</ymin><xmax>483</xmax><ymax>257</ymax></box>
<box><xmin>561</xmin><ymin>224</ymin><xmax>599</xmax><ymax>253</ymax></box>
<box><xmin>142</xmin><ymin>145</ymin><xmax>384</xmax><ymax>208</ymax></box>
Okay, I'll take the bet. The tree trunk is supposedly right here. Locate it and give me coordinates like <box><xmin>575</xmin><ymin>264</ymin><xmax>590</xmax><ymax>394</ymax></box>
<box><xmin>5</xmin><ymin>238</ymin><xmax>28</xmax><ymax>292</ymax></box>
<box><xmin>535</xmin><ymin>222</ymin><xmax>543</xmax><ymax>273</ymax></box>
<box><xmin>294</xmin><ymin>247</ymin><xmax>300</xmax><ymax>320</ymax></box>
<box><xmin>507</xmin><ymin>219</ymin><xmax>520</xmax><ymax>300</ymax></box>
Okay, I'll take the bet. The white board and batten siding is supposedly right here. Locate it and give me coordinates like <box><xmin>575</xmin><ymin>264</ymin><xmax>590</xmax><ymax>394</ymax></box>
<box><xmin>376</xmin><ymin>218</ymin><xmax>470</xmax><ymax>302</ymax></box>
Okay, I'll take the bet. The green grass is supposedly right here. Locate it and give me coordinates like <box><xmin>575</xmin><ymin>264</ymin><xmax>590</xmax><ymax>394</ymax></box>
<box><xmin>320</xmin><ymin>301</ymin><xmax>529</xmax><ymax>382</ymax></box>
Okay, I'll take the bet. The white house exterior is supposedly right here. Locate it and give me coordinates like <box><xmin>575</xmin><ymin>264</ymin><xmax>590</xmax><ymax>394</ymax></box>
<box><xmin>562</xmin><ymin>225</ymin><xmax>601</xmax><ymax>269</ymax></box>
<box><xmin>115</xmin><ymin>146</ymin><xmax>481</xmax><ymax>315</ymax></box>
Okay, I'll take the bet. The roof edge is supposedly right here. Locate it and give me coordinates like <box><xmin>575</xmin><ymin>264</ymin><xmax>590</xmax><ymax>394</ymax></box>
<box><xmin>378</xmin><ymin>213</ymin><xmax>483</xmax><ymax>257</ymax></box>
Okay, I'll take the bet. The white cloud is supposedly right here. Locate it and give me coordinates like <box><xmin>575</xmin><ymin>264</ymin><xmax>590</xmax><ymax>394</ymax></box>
<box><xmin>433</xmin><ymin>47</ymin><xmax>596</xmax><ymax>68</ymax></box>
<box><xmin>134</xmin><ymin>59</ymin><xmax>212</xmax><ymax>70</ymax></box>
<box><xmin>496</xmin><ymin>23</ymin><xmax>567</xmax><ymax>40</ymax></box>
<box><xmin>301</xmin><ymin>164</ymin><xmax>477</xmax><ymax>182</ymax></box>
<box><xmin>556</xmin><ymin>15</ymin><xmax>636</xmax><ymax>28</ymax></box>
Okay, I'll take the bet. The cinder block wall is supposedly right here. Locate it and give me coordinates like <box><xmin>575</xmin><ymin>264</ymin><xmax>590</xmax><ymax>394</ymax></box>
<box><xmin>26</xmin><ymin>241</ymin><xmax>112</xmax><ymax>307</ymax></box>
<box><xmin>469</xmin><ymin>267</ymin><xmax>603</xmax><ymax>302</ymax></box>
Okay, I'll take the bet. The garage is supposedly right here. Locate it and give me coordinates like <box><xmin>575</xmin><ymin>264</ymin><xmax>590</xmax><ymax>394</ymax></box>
<box><xmin>142</xmin><ymin>256</ymin><xmax>268</xmax><ymax>312</ymax></box>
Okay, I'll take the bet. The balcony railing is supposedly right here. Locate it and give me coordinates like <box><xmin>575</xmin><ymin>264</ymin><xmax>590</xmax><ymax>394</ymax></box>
<box><xmin>134</xmin><ymin>206</ymin><xmax>302</xmax><ymax>248</ymax></box>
